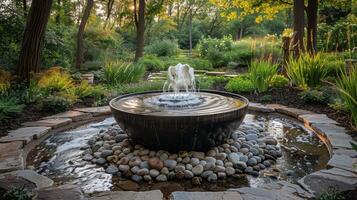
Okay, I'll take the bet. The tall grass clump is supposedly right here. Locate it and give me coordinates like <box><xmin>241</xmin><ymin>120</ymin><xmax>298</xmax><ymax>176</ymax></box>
<box><xmin>335</xmin><ymin>68</ymin><xmax>357</xmax><ymax>128</ymax></box>
<box><xmin>286</xmin><ymin>53</ymin><xmax>329</xmax><ymax>89</ymax></box>
<box><xmin>104</xmin><ymin>61</ymin><xmax>145</xmax><ymax>86</ymax></box>
<box><xmin>248</xmin><ymin>60</ymin><xmax>278</xmax><ymax>92</ymax></box>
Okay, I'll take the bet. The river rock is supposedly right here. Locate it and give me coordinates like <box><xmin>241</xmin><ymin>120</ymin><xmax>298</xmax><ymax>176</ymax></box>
<box><xmin>214</xmin><ymin>166</ymin><xmax>225</xmax><ymax>173</ymax></box>
<box><xmin>235</xmin><ymin>161</ymin><xmax>247</xmax><ymax>170</ymax></box>
<box><xmin>143</xmin><ymin>175</ymin><xmax>152</xmax><ymax>181</ymax></box>
<box><xmin>205</xmin><ymin>157</ymin><xmax>216</xmax><ymax>163</ymax></box>
<box><xmin>129</xmin><ymin>157</ymin><xmax>141</xmax><ymax>167</ymax></box>
<box><xmin>207</xmin><ymin>173</ymin><xmax>217</xmax><ymax>182</ymax></box>
<box><xmin>137</xmin><ymin>168</ymin><xmax>149</xmax><ymax>176</ymax></box>
<box><xmin>226</xmin><ymin>167</ymin><xmax>235</xmax><ymax>176</ymax></box>
<box><xmin>192</xmin><ymin>165</ymin><xmax>204</xmax><ymax>175</ymax></box>
<box><xmin>149</xmin><ymin>169</ymin><xmax>160</xmax><ymax>177</ymax></box>
<box><xmin>148</xmin><ymin>158</ymin><xmax>164</xmax><ymax>170</ymax></box>
<box><xmin>175</xmin><ymin>165</ymin><xmax>185</xmax><ymax>172</ymax></box>
<box><xmin>95</xmin><ymin>158</ymin><xmax>107</xmax><ymax>165</ymax></box>
<box><xmin>218</xmin><ymin>172</ymin><xmax>226</xmax><ymax>179</ymax></box>
<box><xmin>216</xmin><ymin>152</ymin><xmax>227</xmax><ymax>160</ymax></box>
<box><xmin>131</xmin><ymin>166</ymin><xmax>140</xmax><ymax>174</ymax></box>
<box><xmin>192</xmin><ymin>177</ymin><xmax>201</xmax><ymax>185</ymax></box>
<box><xmin>160</xmin><ymin>167</ymin><xmax>169</xmax><ymax>175</ymax></box>
<box><xmin>119</xmin><ymin>164</ymin><xmax>130</xmax><ymax>172</ymax></box>
<box><xmin>184</xmin><ymin>170</ymin><xmax>194</xmax><ymax>179</ymax></box>
<box><xmin>118</xmin><ymin>157</ymin><xmax>129</xmax><ymax>165</ymax></box>
<box><xmin>192</xmin><ymin>152</ymin><xmax>205</xmax><ymax>159</ymax></box>
<box><xmin>164</xmin><ymin>160</ymin><xmax>177</xmax><ymax>169</ymax></box>
<box><xmin>83</xmin><ymin>154</ymin><xmax>93</xmax><ymax>161</ymax></box>
<box><xmin>100</xmin><ymin>150</ymin><xmax>113</xmax><ymax>158</ymax></box>
<box><xmin>204</xmin><ymin>162</ymin><xmax>215</xmax><ymax>171</ymax></box>
<box><xmin>156</xmin><ymin>174</ymin><xmax>167</xmax><ymax>182</ymax></box>
<box><xmin>131</xmin><ymin>175</ymin><xmax>142</xmax><ymax>182</ymax></box>
<box><xmin>247</xmin><ymin>158</ymin><xmax>258</xmax><ymax>166</ymax></box>
<box><xmin>190</xmin><ymin>158</ymin><xmax>200</xmax><ymax>166</ymax></box>
<box><xmin>185</xmin><ymin>164</ymin><xmax>193</xmax><ymax>170</ymax></box>
<box><xmin>207</xmin><ymin>150</ymin><xmax>217</xmax><ymax>157</ymax></box>
<box><xmin>202</xmin><ymin>170</ymin><xmax>214</xmax><ymax>179</ymax></box>
<box><xmin>228</xmin><ymin>153</ymin><xmax>240</xmax><ymax>164</ymax></box>
<box><xmin>106</xmin><ymin>165</ymin><xmax>119</xmax><ymax>174</ymax></box>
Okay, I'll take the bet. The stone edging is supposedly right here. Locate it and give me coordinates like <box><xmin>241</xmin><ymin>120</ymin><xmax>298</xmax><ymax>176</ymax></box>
<box><xmin>0</xmin><ymin>103</ymin><xmax>356</xmax><ymax>199</ymax></box>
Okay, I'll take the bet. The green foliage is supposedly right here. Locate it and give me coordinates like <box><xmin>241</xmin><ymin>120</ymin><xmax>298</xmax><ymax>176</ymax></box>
<box><xmin>335</xmin><ymin>67</ymin><xmax>357</xmax><ymax>127</ymax></box>
<box><xmin>0</xmin><ymin>67</ymin><xmax>11</xmax><ymax>93</ymax></box>
<box><xmin>41</xmin><ymin>94</ymin><xmax>76</xmax><ymax>113</ymax></box>
<box><xmin>103</xmin><ymin>61</ymin><xmax>145</xmax><ymax>86</ymax></box>
<box><xmin>299</xmin><ymin>89</ymin><xmax>329</xmax><ymax>104</ymax></box>
<box><xmin>145</xmin><ymin>40</ymin><xmax>179</xmax><ymax>57</ymax></box>
<box><xmin>248</xmin><ymin>60</ymin><xmax>278</xmax><ymax>92</ymax></box>
<box><xmin>0</xmin><ymin>96</ymin><xmax>25</xmax><ymax>122</ymax></box>
<box><xmin>74</xmin><ymin>81</ymin><xmax>106</xmax><ymax>100</ymax></box>
<box><xmin>137</xmin><ymin>55</ymin><xmax>165</xmax><ymax>71</ymax></box>
<box><xmin>2</xmin><ymin>187</ymin><xmax>34</xmax><ymax>200</ymax></box>
<box><xmin>351</xmin><ymin>142</ymin><xmax>357</xmax><ymax>151</ymax></box>
<box><xmin>260</xmin><ymin>95</ymin><xmax>273</xmax><ymax>102</ymax></box>
<box><xmin>37</xmin><ymin>67</ymin><xmax>74</xmax><ymax>95</ymax></box>
<box><xmin>112</xmin><ymin>81</ymin><xmax>165</xmax><ymax>95</ymax></box>
<box><xmin>286</xmin><ymin>53</ymin><xmax>329</xmax><ymax>89</ymax></box>
<box><xmin>270</xmin><ymin>74</ymin><xmax>289</xmax><ymax>88</ymax></box>
<box><xmin>225</xmin><ymin>76</ymin><xmax>255</xmax><ymax>93</ymax></box>
<box><xmin>162</xmin><ymin>57</ymin><xmax>213</xmax><ymax>71</ymax></box>
<box><xmin>317</xmin><ymin>14</ymin><xmax>357</xmax><ymax>52</ymax></box>
<box><xmin>196</xmin><ymin>76</ymin><xmax>229</xmax><ymax>90</ymax></box>
<box><xmin>319</xmin><ymin>191</ymin><xmax>344</xmax><ymax>200</ymax></box>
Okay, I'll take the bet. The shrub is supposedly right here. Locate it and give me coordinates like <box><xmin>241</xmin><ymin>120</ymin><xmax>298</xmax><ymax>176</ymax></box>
<box><xmin>41</xmin><ymin>93</ymin><xmax>77</xmax><ymax>113</ymax></box>
<box><xmin>0</xmin><ymin>67</ymin><xmax>11</xmax><ymax>93</ymax></box>
<box><xmin>335</xmin><ymin>67</ymin><xmax>357</xmax><ymax>127</ymax></box>
<box><xmin>145</xmin><ymin>40</ymin><xmax>178</xmax><ymax>57</ymax></box>
<box><xmin>103</xmin><ymin>61</ymin><xmax>145</xmax><ymax>86</ymax></box>
<box><xmin>270</xmin><ymin>74</ymin><xmax>289</xmax><ymax>88</ymax></box>
<box><xmin>37</xmin><ymin>67</ymin><xmax>74</xmax><ymax>95</ymax></box>
<box><xmin>137</xmin><ymin>55</ymin><xmax>165</xmax><ymax>71</ymax></box>
<box><xmin>196</xmin><ymin>76</ymin><xmax>229</xmax><ymax>90</ymax></box>
<box><xmin>225</xmin><ymin>76</ymin><xmax>254</xmax><ymax>93</ymax></box>
<box><xmin>0</xmin><ymin>96</ymin><xmax>25</xmax><ymax>122</ymax></box>
<box><xmin>260</xmin><ymin>95</ymin><xmax>273</xmax><ymax>102</ymax></box>
<box><xmin>113</xmin><ymin>80</ymin><xmax>165</xmax><ymax>94</ymax></box>
<box><xmin>299</xmin><ymin>89</ymin><xmax>329</xmax><ymax>104</ymax></box>
<box><xmin>286</xmin><ymin>53</ymin><xmax>329</xmax><ymax>89</ymax></box>
<box><xmin>74</xmin><ymin>81</ymin><xmax>106</xmax><ymax>101</ymax></box>
<box><xmin>197</xmin><ymin>36</ymin><xmax>233</xmax><ymax>57</ymax></box>
<box><xmin>2</xmin><ymin>187</ymin><xmax>34</xmax><ymax>200</ymax></box>
<box><xmin>248</xmin><ymin>60</ymin><xmax>278</xmax><ymax>92</ymax></box>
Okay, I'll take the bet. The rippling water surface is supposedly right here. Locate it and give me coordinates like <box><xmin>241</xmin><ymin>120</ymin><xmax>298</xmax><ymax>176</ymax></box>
<box><xmin>111</xmin><ymin>92</ymin><xmax>245</xmax><ymax>116</ymax></box>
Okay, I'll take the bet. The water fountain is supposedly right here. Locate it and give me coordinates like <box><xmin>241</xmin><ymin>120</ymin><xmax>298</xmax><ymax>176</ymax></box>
<box><xmin>109</xmin><ymin>64</ymin><xmax>249</xmax><ymax>152</ymax></box>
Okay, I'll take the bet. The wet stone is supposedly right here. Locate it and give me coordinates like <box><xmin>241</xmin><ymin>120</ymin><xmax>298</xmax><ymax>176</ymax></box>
<box><xmin>105</xmin><ymin>165</ymin><xmax>119</xmax><ymax>174</ymax></box>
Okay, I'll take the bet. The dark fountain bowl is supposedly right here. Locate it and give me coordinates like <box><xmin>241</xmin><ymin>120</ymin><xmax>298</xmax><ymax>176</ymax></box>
<box><xmin>109</xmin><ymin>90</ymin><xmax>249</xmax><ymax>152</ymax></box>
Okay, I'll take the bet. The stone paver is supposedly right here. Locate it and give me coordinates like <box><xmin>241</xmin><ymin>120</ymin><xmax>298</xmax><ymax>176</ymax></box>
<box><xmin>37</xmin><ymin>184</ymin><xmax>85</xmax><ymax>200</ymax></box>
<box><xmin>299</xmin><ymin>168</ymin><xmax>357</xmax><ymax>197</ymax></box>
<box><xmin>311</xmin><ymin>123</ymin><xmax>352</xmax><ymax>149</ymax></box>
<box><xmin>0</xmin><ymin>141</ymin><xmax>24</xmax><ymax>173</ymax></box>
<box><xmin>44</xmin><ymin>110</ymin><xmax>92</xmax><ymax>122</ymax></box>
<box><xmin>229</xmin><ymin>181</ymin><xmax>312</xmax><ymax>200</ymax></box>
<box><xmin>248</xmin><ymin>103</ymin><xmax>275</xmax><ymax>113</ymax></box>
<box><xmin>74</xmin><ymin>106</ymin><xmax>111</xmax><ymax>117</ymax></box>
<box><xmin>327</xmin><ymin>154</ymin><xmax>357</xmax><ymax>173</ymax></box>
<box><xmin>90</xmin><ymin>190</ymin><xmax>163</xmax><ymax>200</ymax></box>
<box><xmin>1</xmin><ymin>170</ymin><xmax>54</xmax><ymax>189</ymax></box>
<box><xmin>22</xmin><ymin>118</ymin><xmax>72</xmax><ymax>129</ymax></box>
<box><xmin>298</xmin><ymin>114</ymin><xmax>338</xmax><ymax>125</ymax></box>
<box><xmin>205</xmin><ymin>71</ymin><xmax>226</xmax><ymax>76</ymax></box>
<box><xmin>170</xmin><ymin>191</ymin><xmax>242</xmax><ymax>200</ymax></box>
<box><xmin>333</xmin><ymin>148</ymin><xmax>357</xmax><ymax>157</ymax></box>
<box><xmin>0</xmin><ymin>126</ymin><xmax>51</xmax><ymax>143</ymax></box>
<box><xmin>275</xmin><ymin>107</ymin><xmax>313</xmax><ymax>118</ymax></box>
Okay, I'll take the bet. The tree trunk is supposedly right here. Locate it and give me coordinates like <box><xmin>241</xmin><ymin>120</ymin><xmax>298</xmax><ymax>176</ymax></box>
<box><xmin>293</xmin><ymin>0</ymin><xmax>305</xmax><ymax>57</ymax></box>
<box><xmin>17</xmin><ymin>0</ymin><xmax>53</xmax><ymax>82</ymax></box>
<box><xmin>22</xmin><ymin>0</ymin><xmax>27</xmax><ymax>12</ymax></box>
<box><xmin>306</xmin><ymin>0</ymin><xmax>318</xmax><ymax>54</ymax></box>
<box><xmin>104</xmin><ymin>0</ymin><xmax>114</xmax><ymax>28</ymax></box>
<box><xmin>188</xmin><ymin>9</ymin><xmax>193</xmax><ymax>55</ymax></box>
<box><xmin>55</xmin><ymin>0</ymin><xmax>61</xmax><ymax>24</ymax></box>
<box><xmin>134</xmin><ymin>0</ymin><xmax>145</xmax><ymax>61</ymax></box>
<box><xmin>75</xmin><ymin>0</ymin><xmax>94</xmax><ymax>69</ymax></box>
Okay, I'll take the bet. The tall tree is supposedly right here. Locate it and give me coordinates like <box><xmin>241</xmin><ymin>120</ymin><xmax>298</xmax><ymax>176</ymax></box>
<box><xmin>306</xmin><ymin>0</ymin><xmax>318</xmax><ymax>54</ymax></box>
<box><xmin>17</xmin><ymin>0</ymin><xmax>53</xmax><ymax>82</ymax></box>
<box><xmin>104</xmin><ymin>0</ymin><xmax>114</xmax><ymax>28</ymax></box>
<box><xmin>293</xmin><ymin>0</ymin><xmax>305</xmax><ymax>57</ymax></box>
<box><xmin>75</xmin><ymin>0</ymin><xmax>94</xmax><ymax>69</ymax></box>
<box><xmin>134</xmin><ymin>0</ymin><xmax>146</xmax><ymax>61</ymax></box>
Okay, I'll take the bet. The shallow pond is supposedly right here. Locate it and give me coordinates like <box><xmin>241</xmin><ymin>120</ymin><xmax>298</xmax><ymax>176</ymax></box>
<box><xmin>28</xmin><ymin>113</ymin><xmax>329</xmax><ymax>195</ymax></box>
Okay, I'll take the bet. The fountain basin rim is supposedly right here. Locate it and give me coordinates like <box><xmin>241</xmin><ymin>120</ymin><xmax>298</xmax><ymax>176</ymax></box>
<box><xmin>109</xmin><ymin>90</ymin><xmax>249</xmax><ymax>117</ymax></box>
